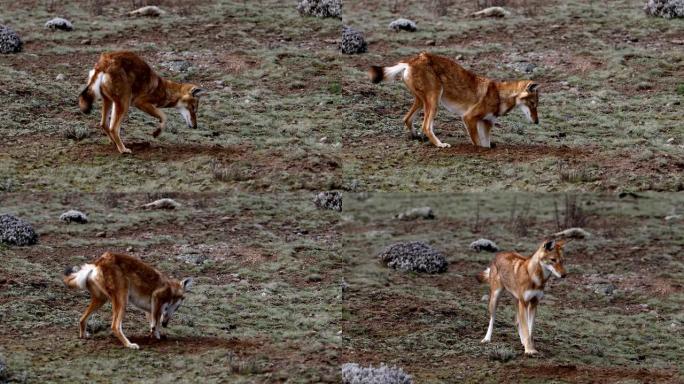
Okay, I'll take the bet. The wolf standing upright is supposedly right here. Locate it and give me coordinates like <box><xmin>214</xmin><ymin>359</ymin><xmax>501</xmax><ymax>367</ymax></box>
<box><xmin>64</xmin><ymin>252</ymin><xmax>193</xmax><ymax>349</ymax></box>
<box><xmin>477</xmin><ymin>239</ymin><xmax>567</xmax><ymax>355</ymax></box>
<box><xmin>79</xmin><ymin>51</ymin><xmax>206</xmax><ymax>154</ymax></box>
<box><xmin>369</xmin><ymin>52</ymin><xmax>540</xmax><ymax>149</ymax></box>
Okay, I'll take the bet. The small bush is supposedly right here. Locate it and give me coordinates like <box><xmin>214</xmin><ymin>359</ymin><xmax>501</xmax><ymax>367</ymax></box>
<box><xmin>63</xmin><ymin>126</ymin><xmax>90</xmax><ymax>141</ymax></box>
<box><xmin>342</xmin><ymin>363</ymin><xmax>413</xmax><ymax>384</ymax></box>
<box><xmin>489</xmin><ymin>346</ymin><xmax>516</xmax><ymax>362</ymax></box>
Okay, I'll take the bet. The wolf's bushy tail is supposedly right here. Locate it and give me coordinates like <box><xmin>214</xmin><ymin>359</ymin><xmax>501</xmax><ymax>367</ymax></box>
<box><xmin>63</xmin><ymin>264</ymin><xmax>96</xmax><ymax>289</ymax></box>
<box><xmin>476</xmin><ymin>267</ymin><xmax>490</xmax><ymax>283</ymax></box>
<box><xmin>369</xmin><ymin>63</ymin><xmax>409</xmax><ymax>84</ymax></box>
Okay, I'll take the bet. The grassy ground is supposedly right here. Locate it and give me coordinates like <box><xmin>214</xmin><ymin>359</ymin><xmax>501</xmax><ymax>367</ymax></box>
<box><xmin>0</xmin><ymin>193</ymin><xmax>342</xmax><ymax>383</ymax></box>
<box><xmin>0</xmin><ymin>0</ymin><xmax>343</xmax><ymax>193</ymax></box>
<box><xmin>340</xmin><ymin>0</ymin><xmax>684</xmax><ymax>192</ymax></box>
<box><xmin>341</xmin><ymin>192</ymin><xmax>684</xmax><ymax>383</ymax></box>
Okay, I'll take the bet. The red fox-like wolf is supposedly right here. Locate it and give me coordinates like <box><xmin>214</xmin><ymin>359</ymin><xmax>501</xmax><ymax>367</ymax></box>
<box><xmin>369</xmin><ymin>52</ymin><xmax>540</xmax><ymax>148</ymax></box>
<box><xmin>64</xmin><ymin>252</ymin><xmax>193</xmax><ymax>349</ymax></box>
<box><xmin>79</xmin><ymin>51</ymin><xmax>206</xmax><ymax>154</ymax></box>
<box><xmin>477</xmin><ymin>239</ymin><xmax>567</xmax><ymax>355</ymax></box>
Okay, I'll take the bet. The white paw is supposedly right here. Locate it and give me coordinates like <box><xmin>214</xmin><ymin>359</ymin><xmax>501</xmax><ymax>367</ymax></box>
<box><xmin>481</xmin><ymin>337</ymin><xmax>491</xmax><ymax>343</ymax></box>
<box><xmin>121</xmin><ymin>148</ymin><xmax>132</xmax><ymax>154</ymax></box>
<box><xmin>438</xmin><ymin>143</ymin><xmax>451</xmax><ymax>148</ymax></box>
<box><xmin>525</xmin><ymin>349</ymin><xmax>538</xmax><ymax>355</ymax></box>
<box><xmin>127</xmin><ymin>343</ymin><xmax>140</xmax><ymax>350</ymax></box>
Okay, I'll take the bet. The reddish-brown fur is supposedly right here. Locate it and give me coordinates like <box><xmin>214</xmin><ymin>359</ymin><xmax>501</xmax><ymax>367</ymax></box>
<box><xmin>64</xmin><ymin>252</ymin><xmax>192</xmax><ymax>349</ymax></box>
<box><xmin>478</xmin><ymin>239</ymin><xmax>566</xmax><ymax>355</ymax></box>
<box><xmin>370</xmin><ymin>52</ymin><xmax>540</xmax><ymax>148</ymax></box>
<box><xmin>79</xmin><ymin>51</ymin><xmax>206</xmax><ymax>154</ymax></box>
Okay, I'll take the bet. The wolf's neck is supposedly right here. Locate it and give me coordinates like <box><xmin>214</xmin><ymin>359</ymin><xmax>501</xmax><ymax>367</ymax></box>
<box><xmin>495</xmin><ymin>82</ymin><xmax>518</xmax><ymax>116</ymax></box>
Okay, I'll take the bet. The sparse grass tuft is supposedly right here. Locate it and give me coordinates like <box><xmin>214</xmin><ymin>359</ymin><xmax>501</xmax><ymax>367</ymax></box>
<box><xmin>489</xmin><ymin>346</ymin><xmax>516</xmax><ymax>362</ymax></box>
<box><xmin>63</xmin><ymin>126</ymin><xmax>90</xmax><ymax>141</ymax></box>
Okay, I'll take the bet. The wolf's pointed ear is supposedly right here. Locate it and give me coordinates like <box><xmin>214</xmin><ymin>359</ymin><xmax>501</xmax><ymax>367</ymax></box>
<box><xmin>526</xmin><ymin>82</ymin><xmax>540</xmax><ymax>93</ymax></box>
<box><xmin>181</xmin><ymin>277</ymin><xmax>194</xmax><ymax>291</ymax></box>
<box><xmin>543</xmin><ymin>239</ymin><xmax>555</xmax><ymax>251</ymax></box>
<box><xmin>191</xmin><ymin>87</ymin><xmax>207</xmax><ymax>98</ymax></box>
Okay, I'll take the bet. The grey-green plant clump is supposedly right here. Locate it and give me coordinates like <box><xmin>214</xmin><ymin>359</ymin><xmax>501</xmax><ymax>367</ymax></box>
<box><xmin>0</xmin><ymin>214</ymin><xmax>38</xmax><ymax>246</ymax></box>
<box><xmin>378</xmin><ymin>241</ymin><xmax>448</xmax><ymax>273</ymax></box>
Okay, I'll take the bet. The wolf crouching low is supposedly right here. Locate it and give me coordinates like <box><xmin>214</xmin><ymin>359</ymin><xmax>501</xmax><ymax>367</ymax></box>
<box><xmin>369</xmin><ymin>52</ymin><xmax>540</xmax><ymax>148</ymax></box>
<box><xmin>79</xmin><ymin>51</ymin><xmax>207</xmax><ymax>154</ymax></box>
<box><xmin>64</xmin><ymin>252</ymin><xmax>193</xmax><ymax>349</ymax></box>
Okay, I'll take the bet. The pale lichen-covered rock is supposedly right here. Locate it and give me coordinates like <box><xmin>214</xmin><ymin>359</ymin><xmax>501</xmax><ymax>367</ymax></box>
<box><xmin>389</xmin><ymin>18</ymin><xmax>417</xmax><ymax>32</ymax></box>
<box><xmin>470</xmin><ymin>239</ymin><xmax>500</xmax><ymax>253</ymax></box>
<box><xmin>0</xmin><ymin>25</ymin><xmax>22</xmax><ymax>54</ymax></box>
<box><xmin>340</xmin><ymin>26</ymin><xmax>367</xmax><ymax>54</ymax></box>
<box><xmin>297</xmin><ymin>0</ymin><xmax>342</xmax><ymax>19</ymax></box>
<box><xmin>644</xmin><ymin>0</ymin><xmax>684</xmax><ymax>18</ymax></box>
<box><xmin>45</xmin><ymin>17</ymin><xmax>74</xmax><ymax>31</ymax></box>
<box><xmin>0</xmin><ymin>214</ymin><xmax>38</xmax><ymax>246</ymax></box>
<box><xmin>342</xmin><ymin>363</ymin><xmax>413</xmax><ymax>384</ymax></box>
<box><xmin>378</xmin><ymin>241</ymin><xmax>447</xmax><ymax>274</ymax></box>
<box><xmin>60</xmin><ymin>210</ymin><xmax>88</xmax><ymax>224</ymax></box>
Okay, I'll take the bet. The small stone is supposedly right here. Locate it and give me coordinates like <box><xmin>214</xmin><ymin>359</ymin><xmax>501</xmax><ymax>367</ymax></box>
<box><xmin>637</xmin><ymin>82</ymin><xmax>652</xmax><ymax>90</ymax></box>
<box><xmin>81</xmin><ymin>39</ymin><xmax>91</xmax><ymax>45</ymax></box>
<box><xmin>389</xmin><ymin>18</ymin><xmax>417</xmax><ymax>32</ymax></box>
<box><xmin>128</xmin><ymin>5</ymin><xmax>165</xmax><ymax>17</ymax></box>
<box><xmin>59</xmin><ymin>210</ymin><xmax>88</xmax><ymax>224</ymax></box>
<box><xmin>340</xmin><ymin>26</ymin><xmax>367</xmax><ymax>55</ymax></box>
<box><xmin>396</xmin><ymin>207</ymin><xmax>434</xmax><ymax>221</ymax></box>
<box><xmin>141</xmin><ymin>198</ymin><xmax>180</xmax><ymax>210</ymax></box>
<box><xmin>426</xmin><ymin>40</ymin><xmax>436</xmax><ymax>46</ymax></box>
<box><xmin>471</xmin><ymin>6</ymin><xmax>511</xmax><ymax>18</ymax></box>
<box><xmin>126</xmin><ymin>246</ymin><xmax>134</xmax><ymax>252</ymax></box>
<box><xmin>45</xmin><ymin>17</ymin><xmax>74</xmax><ymax>31</ymax></box>
<box><xmin>55</xmin><ymin>73</ymin><xmax>66</xmax><ymax>81</ymax></box>
<box><xmin>95</xmin><ymin>231</ymin><xmax>106</xmax><ymax>238</ymax></box>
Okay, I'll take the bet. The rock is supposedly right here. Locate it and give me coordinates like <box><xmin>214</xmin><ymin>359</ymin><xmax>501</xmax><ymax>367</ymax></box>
<box><xmin>396</xmin><ymin>207</ymin><xmax>434</xmax><ymax>221</ymax></box>
<box><xmin>470</xmin><ymin>239</ymin><xmax>500</xmax><ymax>253</ymax></box>
<box><xmin>55</xmin><ymin>73</ymin><xmax>66</xmax><ymax>81</ymax></box>
<box><xmin>162</xmin><ymin>60</ymin><xmax>192</xmax><ymax>73</ymax></box>
<box><xmin>665</xmin><ymin>214</ymin><xmax>682</xmax><ymax>222</ymax></box>
<box><xmin>666</xmin><ymin>137</ymin><xmax>676</xmax><ymax>144</ymax></box>
<box><xmin>378</xmin><ymin>241</ymin><xmax>447</xmax><ymax>274</ymax></box>
<box><xmin>81</xmin><ymin>39</ymin><xmax>91</xmax><ymax>45</ymax></box>
<box><xmin>95</xmin><ymin>231</ymin><xmax>106</xmax><ymax>238</ymax></box>
<box><xmin>59</xmin><ymin>210</ymin><xmax>88</xmax><ymax>224</ymax></box>
<box><xmin>426</xmin><ymin>40</ymin><xmax>436</xmax><ymax>46</ymax></box>
<box><xmin>508</xmin><ymin>61</ymin><xmax>537</xmax><ymax>74</ymax></box>
<box><xmin>126</xmin><ymin>246</ymin><xmax>134</xmax><ymax>252</ymax></box>
<box><xmin>644</xmin><ymin>0</ymin><xmax>684</xmax><ymax>19</ymax></box>
<box><xmin>0</xmin><ymin>25</ymin><xmax>22</xmax><ymax>54</ymax></box>
<box><xmin>554</xmin><ymin>227</ymin><xmax>591</xmax><ymax>239</ymax></box>
<box><xmin>340</xmin><ymin>26</ymin><xmax>367</xmax><ymax>55</ymax></box>
<box><xmin>637</xmin><ymin>81</ymin><xmax>652</xmax><ymax>90</ymax></box>
<box><xmin>594</xmin><ymin>283</ymin><xmax>616</xmax><ymax>296</ymax></box>
<box><xmin>128</xmin><ymin>5</ymin><xmax>165</xmax><ymax>17</ymax></box>
<box><xmin>176</xmin><ymin>252</ymin><xmax>209</xmax><ymax>265</ymax></box>
<box><xmin>141</xmin><ymin>198</ymin><xmax>180</xmax><ymax>210</ymax></box>
<box><xmin>389</xmin><ymin>18</ymin><xmax>417</xmax><ymax>32</ymax></box>
<box><xmin>0</xmin><ymin>214</ymin><xmax>38</xmax><ymax>246</ymax></box>
<box><xmin>314</xmin><ymin>191</ymin><xmax>342</xmax><ymax>212</ymax></box>
<box><xmin>471</xmin><ymin>6</ymin><xmax>511</xmax><ymax>18</ymax></box>
<box><xmin>297</xmin><ymin>0</ymin><xmax>342</xmax><ymax>19</ymax></box>
<box><xmin>342</xmin><ymin>363</ymin><xmax>413</xmax><ymax>384</ymax></box>
<box><xmin>45</xmin><ymin>17</ymin><xmax>74</xmax><ymax>31</ymax></box>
